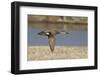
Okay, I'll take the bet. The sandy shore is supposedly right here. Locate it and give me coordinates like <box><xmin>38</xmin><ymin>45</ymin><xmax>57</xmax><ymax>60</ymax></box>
<box><xmin>27</xmin><ymin>46</ymin><xmax>87</xmax><ymax>61</ymax></box>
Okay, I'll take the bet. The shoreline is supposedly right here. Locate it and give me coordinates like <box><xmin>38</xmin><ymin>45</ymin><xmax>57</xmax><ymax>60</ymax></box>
<box><xmin>27</xmin><ymin>46</ymin><xmax>88</xmax><ymax>61</ymax></box>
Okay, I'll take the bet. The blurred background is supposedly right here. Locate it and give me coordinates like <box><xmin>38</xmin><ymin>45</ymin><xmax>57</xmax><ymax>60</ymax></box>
<box><xmin>28</xmin><ymin>15</ymin><xmax>88</xmax><ymax>47</ymax></box>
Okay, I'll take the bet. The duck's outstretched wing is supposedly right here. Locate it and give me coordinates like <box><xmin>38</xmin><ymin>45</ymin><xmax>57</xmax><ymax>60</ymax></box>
<box><xmin>48</xmin><ymin>36</ymin><xmax>56</xmax><ymax>52</ymax></box>
<box><xmin>37</xmin><ymin>31</ymin><xmax>45</xmax><ymax>35</ymax></box>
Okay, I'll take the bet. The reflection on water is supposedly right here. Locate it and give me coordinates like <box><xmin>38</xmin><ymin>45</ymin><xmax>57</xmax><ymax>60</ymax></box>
<box><xmin>28</xmin><ymin>26</ymin><xmax>87</xmax><ymax>46</ymax></box>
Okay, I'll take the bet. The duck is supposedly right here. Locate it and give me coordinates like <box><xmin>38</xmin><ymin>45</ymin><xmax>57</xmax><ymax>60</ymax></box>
<box><xmin>38</xmin><ymin>30</ymin><xmax>69</xmax><ymax>52</ymax></box>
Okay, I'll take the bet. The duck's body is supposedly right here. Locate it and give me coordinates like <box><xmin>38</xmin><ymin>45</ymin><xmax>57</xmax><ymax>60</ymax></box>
<box><xmin>48</xmin><ymin>32</ymin><xmax>56</xmax><ymax>52</ymax></box>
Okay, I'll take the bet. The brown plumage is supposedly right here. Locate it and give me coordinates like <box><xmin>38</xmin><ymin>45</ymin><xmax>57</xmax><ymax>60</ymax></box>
<box><xmin>48</xmin><ymin>32</ymin><xmax>56</xmax><ymax>52</ymax></box>
<box><xmin>38</xmin><ymin>31</ymin><xmax>56</xmax><ymax>52</ymax></box>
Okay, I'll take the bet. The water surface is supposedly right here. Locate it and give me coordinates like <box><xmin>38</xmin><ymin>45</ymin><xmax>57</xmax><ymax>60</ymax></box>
<box><xmin>28</xmin><ymin>26</ymin><xmax>87</xmax><ymax>47</ymax></box>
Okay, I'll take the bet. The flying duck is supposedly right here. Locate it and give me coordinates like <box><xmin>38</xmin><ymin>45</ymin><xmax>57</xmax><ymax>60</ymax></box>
<box><xmin>38</xmin><ymin>30</ymin><xmax>69</xmax><ymax>52</ymax></box>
